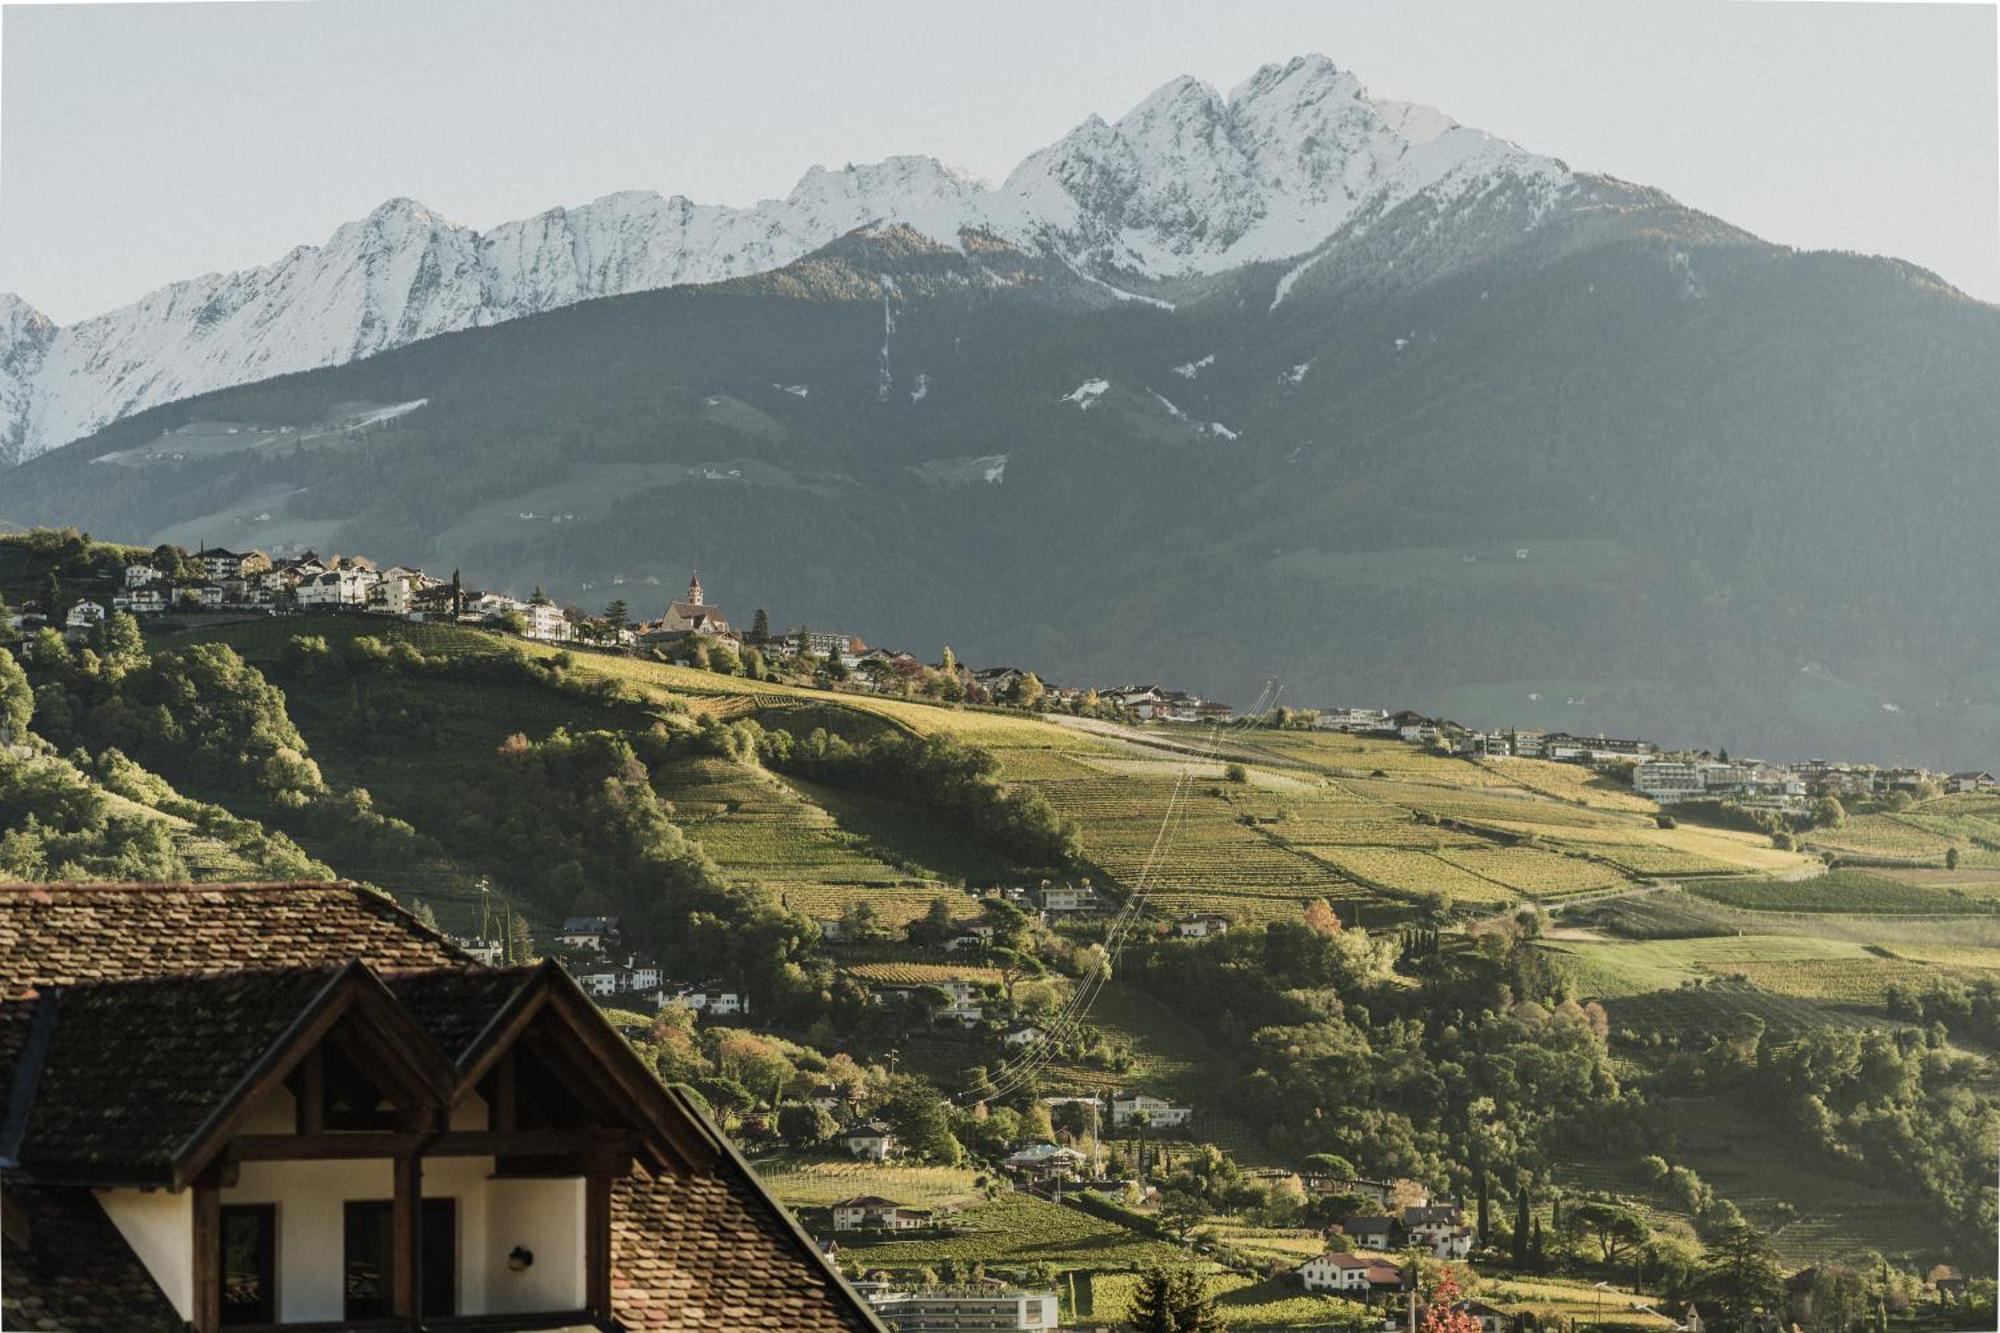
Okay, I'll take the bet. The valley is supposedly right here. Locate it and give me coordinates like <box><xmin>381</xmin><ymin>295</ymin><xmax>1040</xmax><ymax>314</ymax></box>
<box><xmin>3</xmin><ymin>555</ymin><xmax>1994</xmax><ymax>1326</ymax></box>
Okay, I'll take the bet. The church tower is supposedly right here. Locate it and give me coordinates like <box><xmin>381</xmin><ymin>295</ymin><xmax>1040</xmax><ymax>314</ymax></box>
<box><xmin>686</xmin><ymin>570</ymin><xmax>703</xmax><ymax>606</ymax></box>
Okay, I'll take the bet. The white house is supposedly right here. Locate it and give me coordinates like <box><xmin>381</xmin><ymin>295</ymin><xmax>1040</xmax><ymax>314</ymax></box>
<box><xmin>294</xmin><ymin>568</ymin><xmax>377</xmax><ymax>609</ymax></box>
<box><xmin>1036</xmin><ymin>884</ymin><xmax>1097</xmax><ymax>914</ymax></box>
<box><xmin>1297</xmin><ymin>1251</ymin><xmax>1374</xmax><ymax>1293</ymax></box>
<box><xmin>124</xmin><ymin>563</ymin><xmax>164</xmax><ymax>588</ymax></box>
<box><xmin>666</xmin><ymin>983</ymin><xmax>747</xmax><ymax>1017</ymax></box>
<box><xmin>1172</xmin><ymin>913</ymin><xmax>1230</xmax><ymax>939</ymax></box>
<box><xmin>830</xmin><ymin>1195</ymin><xmax>930</xmax><ymax>1232</ymax></box>
<box><xmin>999</xmin><ymin>1025</ymin><xmax>1044</xmax><ymax>1050</ymax></box>
<box><xmin>63</xmin><ymin>601</ymin><xmax>106</xmax><ymax>635</ymax></box>
<box><xmin>837</xmin><ymin>1121</ymin><xmax>897</xmax><ymax>1161</ymax></box>
<box><xmin>1110</xmin><ymin>1093</ymin><xmax>1190</xmax><ymax>1128</ymax></box>
<box><xmin>558</xmin><ymin>916</ymin><xmax>619</xmax><ymax>949</ymax></box>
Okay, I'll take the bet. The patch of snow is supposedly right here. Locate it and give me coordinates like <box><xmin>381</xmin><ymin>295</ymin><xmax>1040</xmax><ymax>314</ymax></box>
<box><xmin>910</xmin><ymin>373</ymin><xmax>928</xmax><ymax>403</ymax></box>
<box><xmin>774</xmin><ymin>383</ymin><xmax>809</xmax><ymax>398</ymax></box>
<box><xmin>1208</xmin><ymin>422</ymin><xmax>1239</xmax><ymax>441</ymax></box>
<box><xmin>1171</xmin><ymin>354</ymin><xmax>1214</xmax><ymax>379</ymax></box>
<box><xmin>1282</xmin><ymin>361</ymin><xmax>1313</xmax><ymax>384</ymax></box>
<box><xmin>1147</xmin><ymin>389</ymin><xmax>1188</xmax><ymax>420</ymax></box>
<box><xmin>981</xmin><ymin>455</ymin><xmax>1008</xmax><ymax>483</ymax></box>
<box><xmin>1270</xmin><ymin>251</ymin><xmax>1326</xmax><ymax>310</ymax></box>
<box><xmin>1</xmin><ymin>52</ymin><xmax>1580</xmax><ymax>464</ymax></box>
<box><xmin>1063</xmin><ymin>379</ymin><xmax>1110</xmax><ymax>409</ymax></box>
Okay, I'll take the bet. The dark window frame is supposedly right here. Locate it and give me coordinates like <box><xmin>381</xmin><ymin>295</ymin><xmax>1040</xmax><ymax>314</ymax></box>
<box><xmin>218</xmin><ymin>1202</ymin><xmax>278</xmax><ymax>1326</ymax></box>
<box><xmin>342</xmin><ymin>1196</ymin><xmax>458</xmax><ymax>1320</ymax></box>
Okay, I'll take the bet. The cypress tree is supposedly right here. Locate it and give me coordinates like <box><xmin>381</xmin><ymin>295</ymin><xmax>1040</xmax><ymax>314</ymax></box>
<box><xmin>1513</xmin><ymin>1186</ymin><xmax>1531</xmax><ymax>1267</ymax></box>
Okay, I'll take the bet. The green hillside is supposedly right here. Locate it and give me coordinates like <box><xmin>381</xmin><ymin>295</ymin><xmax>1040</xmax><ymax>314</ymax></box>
<box><xmin>2</xmin><ymin>607</ymin><xmax>1994</xmax><ymax>1316</ymax></box>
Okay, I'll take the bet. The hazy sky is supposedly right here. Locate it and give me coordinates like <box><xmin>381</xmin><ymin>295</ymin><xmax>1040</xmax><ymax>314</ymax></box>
<box><xmin>1</xmin><ymin>0</ymin><xmax>1995</xmax><ymax>323</ymax></box>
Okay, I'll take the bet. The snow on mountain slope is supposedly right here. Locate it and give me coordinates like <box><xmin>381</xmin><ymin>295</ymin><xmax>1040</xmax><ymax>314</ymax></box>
<box><xmin>0</xmin><ymin>54</ymin><xmax>1572</xmax><ymax>464</ymax></box>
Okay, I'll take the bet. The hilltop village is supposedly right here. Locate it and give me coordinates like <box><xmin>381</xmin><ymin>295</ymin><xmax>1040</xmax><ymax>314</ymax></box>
<box><xmin>2</xmin><ymin>526</ymin><xmax>1996</xmax><ymax>1333</ymax></box>
<box><xmin>8</xmin><ymin>530</ymin><xmax>1990</xmax><ymax>810</ymax></box>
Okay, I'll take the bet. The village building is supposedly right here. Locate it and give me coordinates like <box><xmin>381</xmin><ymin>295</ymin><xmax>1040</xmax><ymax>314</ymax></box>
<box><xmin>1001</xmin><ymin>1143</ymin><xmax>1087</xmax><ymax>1182</ymax></box>
<box><xmin>1172</xmin><ymin>912</ymin><xmax>1230</xmax><ymax>939</ymax></box>
<box><xmin>863</xmin><ymin>1283</ymin><xmax>1060</xmax><ymax>1332</ymax></box>
<box><xmin>1339</xmin><ymin>1214</ymin><xmax>1398</xmax><ymax>1249</ymax></box>
<box><xmin>664</xmin><ymin>982</ymin><xmax>748</xmax><ymax>1018</ymax></box>
<box><xmin>836</xmin><ymin>1120</ymin><xmax>898</xmax><ymax>1161</ymax></box>
<box><xmin>0</xmin><ymin>881</ymin><xmax>877</xmax><ymax>1332</ymax></box>
<box><xmin>829</xmin><ymin>1195</ymin><xmax>931</xmax><ymax>1232</ymax></box>
<box><xmin>1296</xmin><ymin>1251</ymin><xmax>1376</xmax><ymax>1293</ymax></box>
<box><xmin>558</xmin><ymin>915</ymin><xmax>620</xmax><ymax>950</ymax></box>
<box><xmin>1109</xmin><ymin>1092</ymin><xmax>1191</xmax><ymax>1129</ymax></box>
<box><xmin>640</xmin><ymin>572</ymin><xmax>732</xmax><ymax>642</ymax></box>
<box><xmin>999</xmin><ymin>1025</ymin><xmax>1045</xmax><ymax>1050</ymax></box>
<box><xmin>1453</xmin><ymin>1298</ymin><xmax>1508</xmax><ymax>1333</ymax></box>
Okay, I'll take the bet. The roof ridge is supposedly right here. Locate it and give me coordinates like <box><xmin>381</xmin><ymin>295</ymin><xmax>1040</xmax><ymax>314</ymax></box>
<box><xmin>0</xmin><ymin>879</ymin><xmax>356</xmax><ymax>894</ymax></box>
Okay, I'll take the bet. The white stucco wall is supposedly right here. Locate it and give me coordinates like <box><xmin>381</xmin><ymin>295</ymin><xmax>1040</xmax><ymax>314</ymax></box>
<box><xmin>97</xmin><ymin>1188</ymin><xmax>193</xmax><ymax>1320</ymax></box>
<box><xmin>484</xmin><ymin>1177</ymin><xmax>587</xmax><ymax>1313</ymax></box>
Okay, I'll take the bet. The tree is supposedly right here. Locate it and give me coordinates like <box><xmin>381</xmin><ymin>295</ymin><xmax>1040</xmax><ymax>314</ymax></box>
<box><xmin>1128</xmin><ymin>1265</ymin><xmax>1220</xmax><ymax>1333</ymax></box>
<box><xmin>1302</xmin><ymin>898</ymin><xmax>1344</xmax><ymax>935</ymax></box>
<box><xmin>603</xmin><ymin>598</ymin><xmax>629</xmax><ymax>632</ymax></box>
<box><xmin>1567</xmin><ymin>1200</ymin><xmax>1648</xmax><ymax>1264</ymax></box>
<box><xmin>1700</xmin><ymin>1221</ymin><xmax>1784</xmax><ymax>1329</ymax></box>
<box><xmin>1006</xmin><ymin>671</ymin><xmax>1046</xmax><ymax>710</ymax></box>
<box><xmin>879</xmin><ymin>1074</ymin><xmax>962</xmax><ymax>1163</ymax></box>
<box><xmin>749</xmin><ymin>608</ymin><xmax>770</xmax><ymax>643</ymax></box>
<box><xmin>450</xmin><ymin>569</ymin><xmax>464</xmax><ymax>618</ymax></box>
<box><xmin>0</xmin><ymin>647</ymin><xmax>32</xmax><ymax>744</ymax></box>
<box><xmin>1947</xmin><ymin>846</ymin><xmax>1961</xmax><ymax>870</ymax></box>
<box><xmin>1419</xmin><ymin>1270</ymin><xmax>1481</xmax><ymax>1333</ymax></box>
<box><xmin>1512</xmin><ymin>1184</ymin><xmax>1532</xmax><ymax>1268</ymax></box>
<box><xmin>1157</xmin><ymin>1187</ymin><xmax>1209</xmax><ymax>1241</ymax></box>
<box><xmin>1223</xmin><ymin>762</ymin><xmax>1249</xmax><ymax>783</ymax></box>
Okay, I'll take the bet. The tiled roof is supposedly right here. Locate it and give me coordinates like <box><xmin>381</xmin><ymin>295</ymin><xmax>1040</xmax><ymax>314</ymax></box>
<box><xmin>0</xmin><ymin>880</ymin><xmax>468</xmax><ymax>1001</ymax></box>
<box><xmin>385</xmin><ymin>965</ymin><xmax>536</xmax><ymax>1061</ymax></box>
<box><xmin>612</xmin><ymin>1171</ymin><xmax>877</xmax><ymax>1332</ymax></box>
<box><xmin>11</xmin><ymin>969</ymin><xmax>338</xmax><ymax>1178</ymax></box>
<box><xmin>1</xmin><ymin>1185</ymin><xmax>183</xmax><ymax>1332</ymax></box>
<box><xmin>0</xmin><ymin>882</ymin><xmax>881</xmax><ymax>1331</ymax></box>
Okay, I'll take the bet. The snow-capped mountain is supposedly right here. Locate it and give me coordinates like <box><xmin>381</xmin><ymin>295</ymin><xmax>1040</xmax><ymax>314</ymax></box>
<box><xmin>0</xmin><ymin>54</ymin><xmax>1569</xmax><ymax>464</ymax></box>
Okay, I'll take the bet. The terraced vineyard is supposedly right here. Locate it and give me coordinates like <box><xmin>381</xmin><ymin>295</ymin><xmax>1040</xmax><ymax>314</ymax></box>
<box><xmin>758</xmin><ymin>1157</ymin><xmax>985</xmax><ymax>1207</ymax></box>
<box><xmin>1804</xmin><ymin>813</ymin><xmax>1959</xmax><ymax>863</ymax></box>
<box><xmin>1687</xmin><ymin>869</ymin><xmax>2000</xmax><ymax>915</ymax></box>
<box><xmin>652</xmin><ymin>755</ymin><xmax>954</xmax><ymax>915</ymax></box>
<box><xmin>844</xmin><ymin>961</ymin><xmax>1005</xmax><ymax>987</ymax></box>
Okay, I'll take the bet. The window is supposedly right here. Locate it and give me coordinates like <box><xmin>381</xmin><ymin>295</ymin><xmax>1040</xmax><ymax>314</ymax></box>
<box><xmin>218</xmin><ymin>1204</ymin><xmax>277</xmax><ymax>1326</ymax></box>
<box><xmin>343</xmin><ymin>1198</ymin><xmax>457</xmax><ymax>1319</ymax></box>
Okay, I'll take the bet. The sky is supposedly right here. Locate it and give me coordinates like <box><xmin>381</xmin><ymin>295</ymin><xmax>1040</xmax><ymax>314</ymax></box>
<box><xmin>0</xmin><ymin>0</ymin><xmax>1995</xmax><ymax>323</ymax></box>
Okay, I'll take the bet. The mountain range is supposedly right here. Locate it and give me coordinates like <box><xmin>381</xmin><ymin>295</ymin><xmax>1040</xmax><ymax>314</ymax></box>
<box><xmin>4</xmin><ymin>54</ymin><xmax>1998</xmax><ymax>765</ymax></box>
<box><xmin>0</xmin><ymin>56</ymin><xmax>1563</xmax><ymax>465</ymax></box>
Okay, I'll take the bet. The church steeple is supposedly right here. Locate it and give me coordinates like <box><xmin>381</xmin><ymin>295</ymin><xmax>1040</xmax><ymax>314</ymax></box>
<box><xmin>686</xmin><ymin>570</ymin><xmax>703</xmax><ymax>606</ymax></box>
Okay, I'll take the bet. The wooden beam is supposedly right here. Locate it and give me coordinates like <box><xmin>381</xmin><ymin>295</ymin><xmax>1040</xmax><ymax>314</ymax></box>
<box><xmin>228</xmin><ymin>1127</ymin><xmax>635</xmax><ymax>1162</ymax></box>
<box><xmin>192</xmin><ymin>1175</ymin><xmax>222</xmax><ymax>1333</ymax></box>
<box><xmin>585</xmin><ymin>1173</ymin><xmax>613</xmax><ymax>1319</ymax></box>
<box><xmin>392</xmin><ymin>1152</ymin><xmax>422</xmax><ymax>1320</ymax></box>
<box><xmin>492</xmin><ymin>1048</ymin><xmax>516</xmax><ymax>1134</ymax></box>
<box><xmin>298</xmin><ymin>1046</ymin><xmax>324</xmax><ymax>1136</ymax></box>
